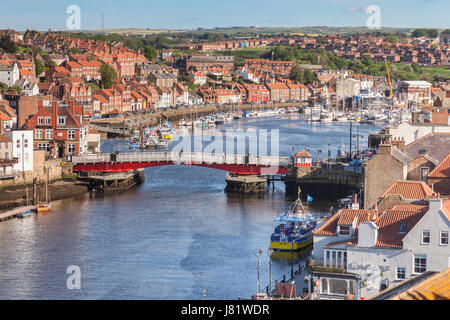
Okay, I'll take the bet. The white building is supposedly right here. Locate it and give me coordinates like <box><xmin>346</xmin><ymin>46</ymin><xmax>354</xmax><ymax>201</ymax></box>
<box><xmin>189</xmin><ymin>71</ymin><xmax>207</xmax><ymax>85</ymax></box>
<box><xmin>188</xmin><ymin>91</ymin><xmax>203</xmax><ymax>106</ymax></box>
<box><xmin>0</xmin><ymin>63</ymin><xmax>20</xmax><ymax>87</ymax></box>
<box><xmin>311</xmin><ymin>198</ymin><xmax>450</xmax><ymax>300</ymax></box>
<box><xmin>383</xmin><ymin>122</ymin><xmax>450</xmax><ymax>145</ymax></box>
<box><xmin>79</xmin><ymin>127</ymin><xmax>88</xmax><ymax>154</ymax></box>
<box><xmin>4</xmin><ymin>129</ymin><xmax>34</xmax><ymax>172</ymax></box>
<box><xmin>398</xmin><ymin>81</ymin><xmax>432</xmax><ymax>104</ymax></box>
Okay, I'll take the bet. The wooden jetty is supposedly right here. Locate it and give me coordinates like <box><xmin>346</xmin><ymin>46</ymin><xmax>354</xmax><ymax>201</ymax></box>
<box><xmin>0</xmin><ymin>206</ymin><xmax>36</xmax><ymax>222</ymax></box>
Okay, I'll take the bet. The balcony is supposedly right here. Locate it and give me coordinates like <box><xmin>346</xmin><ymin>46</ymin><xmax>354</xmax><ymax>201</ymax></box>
<box><xmin>0</xmin><ymin>157</ymin><xmax>18</xmax><ymax>166</ymax></box>
<box><xmin>308</xmin><ymin>259</ymin><xmax>347</xmax><ymax>274</ymax></box>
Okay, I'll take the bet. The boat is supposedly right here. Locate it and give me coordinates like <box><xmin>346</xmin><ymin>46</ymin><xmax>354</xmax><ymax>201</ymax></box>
<box><xmin>128</xmin><ymin>138</ymin><xmax>139</xmax><ymax>149</ymax></box>
<box><xmin>36</xmin><ymin>172</ymin><xmax>51</xmax><ymax>213</ymax></box>
<box><xmin>17</xmin><ymin>209</ymin><xmax>34</xmax><ymax>218</ymax></box>
<box><xmin>36</xmin><ymin>202</ymin><xmax>52</xmax><ymax>213</ymax></box>
<box><xmin>270</xmin><ymin>195</ymin><xmax>317</xmax><ymax>252</ymax></box>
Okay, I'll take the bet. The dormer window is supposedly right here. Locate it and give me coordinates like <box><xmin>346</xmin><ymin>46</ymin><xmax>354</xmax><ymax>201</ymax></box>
<box><xmin>339</xmin><ymin>225</ymin><xmax>351</xmax><ymax>236</ymax></box>
<box><xmin>399</xmin><ymin>223</ymin><xmax>407</xmax><ymax>234</ymax></box>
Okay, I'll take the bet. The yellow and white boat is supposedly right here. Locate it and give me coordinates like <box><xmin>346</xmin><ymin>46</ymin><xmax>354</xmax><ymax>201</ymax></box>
<box><xmin>270</xmin><ymin>194</ymin><xmax>317</xmax><ymax>252</ymax></box>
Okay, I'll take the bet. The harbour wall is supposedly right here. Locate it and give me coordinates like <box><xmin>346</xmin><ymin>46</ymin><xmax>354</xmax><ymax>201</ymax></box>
<box><xmin>285</xmin><ymin>165</ymin><xmax>364</xmax><ymax>200</ymax></box>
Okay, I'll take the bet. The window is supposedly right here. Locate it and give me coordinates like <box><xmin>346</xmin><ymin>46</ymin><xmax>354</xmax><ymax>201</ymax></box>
<box><xmin>45</xmin><ymin>117</ymin><xmax>51</xmax><ymax>125</ymax></box>
<box><xmin>399</xmin><ymin>223</ymin><xmax>407</xmax><ymax>233</ymax></box>
<box><xmin>397</xmin><ymin>267</ymin><xmax>406</xmax><ymax>280</ymax></box>
<box><xmin>421</xmin><ymin>230</ymin><xmax>430</xmax><ymax>244</ymax></box>
<box><xmin>24</xmin><ymin>139</ymin><xmax>28</xmax><ymax>148</ymax></box>
<box><xmin>339</xmin><ymin>225</ymin><xmax>351</xmax><ymax>235</ymax></box>
<box><xmin>35</xmin><ymin>129</ymin><xmax>43</xmax><ymax>139</ymax></box>
<box><xmin>68</xmin><ymin>130</ymin><xmax>76</xmax><ymax>140</ymax></box>
<box><xmin>414</xmin><ymin>255</ymin><xmax>427</xmax><ymax>274</ymax></box>
<box><xmin>420</xmin><ymin>167</ymin><xmax>429</xmax><ymax>181</ymax></box>
<box><xmin>38</xmin><ymin>117</ymin><xmax>43</xmax><ymax>125</ymax></box>
<box><xmin>440</xmin><ymin>231</ymin><xmax>449</xmax><ymax>246</ymax></box>
<box><xmin>16</xmin><ymin>139</ymin><xmax>20</xmax><ymax>148</ymax></box>
<box><xmin>57</xmin><ymin>116</ymin><xmax>66</xmax><ymax>125</ymax></box>
<box><xmin>329</xmin><ymin>279</ymin><xmax>348</xmax><ymax>295</ymax></box>
<box><xmin>45</xmin><ymin>129</ymin><xmax>53</xmax><ymax>140</ymax></box>
<box><xmin>67</xmin><ymin>144</ymin><xmax>76</xmax><ymax>154</ymax></box>
<box><xmin>321</xmin><ymin>279</ymin><xmax>328</xmax><ymax>294</ymax></box>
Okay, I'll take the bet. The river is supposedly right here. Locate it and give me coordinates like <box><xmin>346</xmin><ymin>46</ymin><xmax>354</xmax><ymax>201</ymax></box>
<box><xmin>0</xmin><ymin>114</ymin><xmax>381</xmax><ymax>299</ymax></box>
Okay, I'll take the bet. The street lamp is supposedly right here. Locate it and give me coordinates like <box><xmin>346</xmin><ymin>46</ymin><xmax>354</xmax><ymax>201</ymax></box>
<box><xmin>267</xmin><ymin>247</ymin><xmax>274</xmax><ymax>296</ymax></box>
<box><xmin>253</xmin><ymin>248</ymin><xmax>263</xmax><ymax>294</ymax></box>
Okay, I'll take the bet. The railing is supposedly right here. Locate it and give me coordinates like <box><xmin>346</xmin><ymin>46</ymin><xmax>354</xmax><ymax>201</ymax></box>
<box><xmin>0</xmin><ymin>158</ymin><xmax>19</xmax><ymax>166</ymax></box>
<box><xmin>71</xmin><ymin>152</ymin><xmax>291</xmax><ymax>167</ymax></box>
<box><xmin>308</xmin><ymin>259</ymin><xmax>347</xmax><ymax>274</ymax></box>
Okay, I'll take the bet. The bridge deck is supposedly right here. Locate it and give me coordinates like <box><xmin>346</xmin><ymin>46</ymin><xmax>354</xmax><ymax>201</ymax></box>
<box><xmin>71</xmin><ymin>152</ymin><xmax>291</xmax><ymax>175</ymax></box>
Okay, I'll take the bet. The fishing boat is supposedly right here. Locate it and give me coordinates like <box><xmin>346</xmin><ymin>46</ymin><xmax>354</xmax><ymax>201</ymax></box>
<box><xmin>270</xmin><ymin>195</ymin><xmax>317</xmax><ymax>252</ymax></box>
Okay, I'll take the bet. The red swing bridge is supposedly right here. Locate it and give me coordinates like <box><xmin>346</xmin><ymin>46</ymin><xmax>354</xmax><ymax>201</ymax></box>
<box><xmin>70</xmin><ymin>151</ymin><xmax>292</xmax><ymax>193</ymax></box>
<box><xmin>71</xmin><ymin>151</ymin><xmax>291</xmax><ymax>175</ymax></box>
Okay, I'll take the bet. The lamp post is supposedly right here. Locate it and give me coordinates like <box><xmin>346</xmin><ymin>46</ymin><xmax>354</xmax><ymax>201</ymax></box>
<box><xmin>267</xmin><ymin>247</ymin><xmax>273</xmax><ymax>296</ymax></box>
<box><xmin>253</xmin><ymin>248</ymin><xmax>263</xmax><ymax>294</ymax></box>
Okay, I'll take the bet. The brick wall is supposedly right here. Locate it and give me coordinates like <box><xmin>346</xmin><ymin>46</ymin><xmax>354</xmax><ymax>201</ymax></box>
<box><xmin>364</xmin><ymin>152</ymin><xmax>407</xmax><ymax>209</ymax></box>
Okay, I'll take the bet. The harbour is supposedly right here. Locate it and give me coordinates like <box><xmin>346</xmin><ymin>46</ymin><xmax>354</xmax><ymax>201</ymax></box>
<box><xmin>0</xmin><ymin>114</ymin><xmax>380</xmax><ymax>299</ymax></box>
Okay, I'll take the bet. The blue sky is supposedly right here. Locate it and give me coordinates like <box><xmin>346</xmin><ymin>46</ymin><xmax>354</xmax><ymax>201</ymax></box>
<box><xmin>1</xmin><ymin>0</ymin><xmax>449</xmax><ymax>31</ymax></box>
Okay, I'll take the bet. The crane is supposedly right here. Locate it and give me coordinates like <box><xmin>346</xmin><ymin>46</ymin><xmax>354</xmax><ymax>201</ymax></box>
<box><xmin>384</xmin><ymin>57</ymin><xmax>394</xmax><ymax>99</ymax></box>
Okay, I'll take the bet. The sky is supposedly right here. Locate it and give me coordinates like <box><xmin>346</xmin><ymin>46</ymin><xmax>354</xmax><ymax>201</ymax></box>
<box><xmin>1</xmin><ymin>0</ymin><xmax>449</xmax><ymax>31</ymax></box>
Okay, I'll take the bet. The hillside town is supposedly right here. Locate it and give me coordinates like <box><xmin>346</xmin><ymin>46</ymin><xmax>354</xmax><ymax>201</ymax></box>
<box><xmin>0</xmin><ymin>25</ymin><xmax>449</xmax><ymax>302</ymax></box>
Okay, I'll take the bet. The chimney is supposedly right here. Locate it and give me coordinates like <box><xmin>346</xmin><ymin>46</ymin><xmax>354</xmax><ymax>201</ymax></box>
<box><xmin>52</xmin><ymin>101</ymin><xmax>58</xmax><ymax>128</ymax></box>
<box><xmin>371</xmin><ymin>203</ymin><xmax>379</xmax><ymax>221</ymax></box>
<box><xmin>378</xmin><ymin>141</ymin><xmax>392</xmax><ymax>156</ymax></box>
<box><xmin>391</xmin><ymin>137</ymin><xmax>406</xmax><ymax>152</ymax></box>
<box><xmin>429</xmin><ymin>198</ymin><xmax>442</xmax><ymax>213</ymax></box>
<box><xmin>351</xmin><ymin>194</ymin><xmax>359</xmax><ymax>209</ymax></box>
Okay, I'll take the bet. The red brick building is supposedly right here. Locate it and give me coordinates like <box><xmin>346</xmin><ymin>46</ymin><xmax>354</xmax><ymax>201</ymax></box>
<box><xmin>24</xmin><ymin>101</ymin><xmax>83</xmax><ymax>157</ymax></box>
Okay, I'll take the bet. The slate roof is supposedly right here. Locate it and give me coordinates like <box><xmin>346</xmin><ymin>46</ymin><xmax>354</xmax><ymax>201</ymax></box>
<box><xmin>405</xmin><ymin>133</ymin><xmax>450</xmax><ymax>162</ymax></box>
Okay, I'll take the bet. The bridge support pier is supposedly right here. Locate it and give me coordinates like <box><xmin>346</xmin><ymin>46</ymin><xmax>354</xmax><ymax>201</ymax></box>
<box><xmin>225</xmin><ymin>174</ymin><xmax>268</xmax><ymax>194</ymax></box>
<box><xmin>76</xmin><ymin>169</ymin><xmax>145</xmax><ymax>193</ymax></box>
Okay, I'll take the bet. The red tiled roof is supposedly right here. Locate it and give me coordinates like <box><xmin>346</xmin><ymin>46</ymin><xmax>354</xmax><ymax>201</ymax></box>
<box><xmin>372</xmin><ymin>206</ymin><xmax>428</xmax><ymax>248</ymax></box>
<box><xmin>295</xmin><ymin>149</ymin><xmax>312</xmax><ymax>158</ymax></box>
<box><xmin>443</xmin><ymin>200</ymin><xmax>450</xmax><ymax>220</ymax></box>
<box><xmin>380</xmin><ymin>181</ymin><xmax>435</xmax><ymax>200</ymax></box>
<box><xmin>0</xmin><ymin>112</ymin><xmax>11</xmax><ymax>121</ymax></box>
<box><xmin>314</xmin><ymin>209</ymin><xmax>372</xmax><ymax>235</ymax></box>
<box><xmin>428</xmin><ymin>154</ymin><xmax>450</xmax><ymax>179</ymax></box>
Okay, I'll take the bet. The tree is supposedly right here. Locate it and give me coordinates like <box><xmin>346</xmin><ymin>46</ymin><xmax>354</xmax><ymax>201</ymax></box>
<box><xmin>289</xmin><ymin>65</ymin><xmax>304</xmax><ymax>82</ymax></box>
<box><xmin>144</xmin><ymin>45</ymin><xmax>157</xmax><ymax>61</ymax></box>
<box><xmin>44</xmin><ymin>59</ymin><xmax>56</xmax><ymax>69</ymax></box>
<box><xmin>34</xmin><ymin>58</ymin><xmax>46</xmax><ymax>76</ymax></box>
<box><xmin>0</xmin><ymin>36</ymin><xmax>17</xmax><ymax>53</ymax></box>
<box><xmin>386</xmin><ymin>35</ymin><xmax>400</xmax><ymax>44</ymax></box>
<box><xmin>100</xmin><ymin>64</ymin><xmax>117</xmax><ymax>89</ymax></box>
<box><xmin>411</xmin><ymin>63</ymin><xmax>422</xmax><ymax>74</ymax></box>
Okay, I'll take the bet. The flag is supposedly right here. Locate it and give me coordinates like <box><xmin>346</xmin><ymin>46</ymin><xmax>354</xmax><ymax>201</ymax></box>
<box><xmin>307</xmin><ymin>195</ymin><xmax>313</xmax><ymax>202</ymax></box>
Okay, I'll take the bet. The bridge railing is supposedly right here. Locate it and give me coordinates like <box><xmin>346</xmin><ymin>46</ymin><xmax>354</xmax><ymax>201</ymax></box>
<box><xmin>71</xmin><ymin>152</ymin><xmax>291</xmax><ymax>167</ymax></box>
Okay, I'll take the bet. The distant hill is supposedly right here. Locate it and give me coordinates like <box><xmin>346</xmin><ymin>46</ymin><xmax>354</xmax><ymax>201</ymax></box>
<box><xmin>68</xmin><ymin>26</ymin><xmax>426</xmax><ymax>36</ymax></box>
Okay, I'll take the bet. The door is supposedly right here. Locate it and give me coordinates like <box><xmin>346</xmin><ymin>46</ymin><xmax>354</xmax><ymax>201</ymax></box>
<box><xmin>58</xmin><ymin>144</ymin><xmax>64</xmax><ymax>158</ymax></box>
